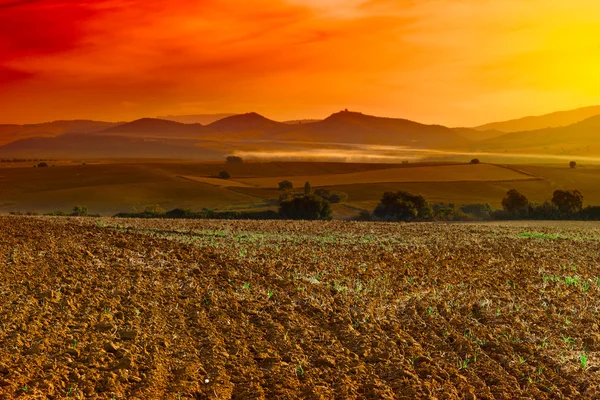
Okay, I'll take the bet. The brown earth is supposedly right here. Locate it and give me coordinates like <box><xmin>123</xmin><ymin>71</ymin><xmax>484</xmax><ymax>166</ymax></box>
<box><xmin>2</xmin><ymin>217</ymin><xmax>600</xmax><ymax>398</ymax></box>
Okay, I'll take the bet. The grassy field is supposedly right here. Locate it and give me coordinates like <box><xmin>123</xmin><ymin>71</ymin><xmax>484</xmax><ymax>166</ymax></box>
<box><xmin>2</xmin><ymin>216</ymin><xmax>600</xmax><ymax>398</ymax></box>
<box><xmin>0</xmin><ymin>161</ymin><xmax>597</xmax><ymax>216</ymax></box>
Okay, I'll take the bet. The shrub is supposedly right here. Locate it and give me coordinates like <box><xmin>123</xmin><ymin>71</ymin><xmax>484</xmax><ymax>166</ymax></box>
<box><xmin>165</xmin><ymin>208</ymin><xmax>195</xmax><ymax>218</ymax></box>
<box><xmin>37</xmin><ymin>162</ymin><xmax>49</xmax><ymax>168</ymax></box>
<box><xmin>144</xmin><ymin>204</ymin><xmax>166</xmax><ymax>216</ymax></box>
<box><xmin>460</xmin><ymin>203</ymin><xmax>492</xmax><ymax>219</ymax></box>
<box><xmin>218</xmin><ymin>170</ymin><xmax>231</xmax><ymax>179</ymax></box>
<box><xmin>314</xmin><ymin>188</ymin><xmax>348</xmax><ymax>204</ymax></box>
<box><xmin>551</xmin><ymin>189</ymin><xmax>583</xmax><ymax>214</ymax></box>
<box><xmin>278</xmin><ymin>180</ymin><xmax>293</xmax><ymax>191</ymax></box>
<box><xmin>470</xmin><ymin>158</ymin><xmax>480</xmax><ymax>164</ymax></box>
<box><xmin>279</xmin><ymin>194</ymin><xmax>332</xmax><ymax>220</ymax></box>
<box><xmin>580</xmin><ymin>206</ymin><xmax>600</xmax><ymax>220</ymax></box>
<box><xmin>570</xmin><ymin>161</ymin><xmax>577</xmax><ymax>169</ymax></box>
<box><xmin>278</xmin><ymin>192</ymin><xmax>294</xmax><ymax>203</ymax></box>
<box><xmin>374</xmin><ymin>191</ymin><xmax>432</xmax><ymax>222</ymax></box>
<box><xmin>226</xmin><ymin>156</ymin><xmax>244</xmax><ymax>164</ymax></box>
<box><xmin>353</xmin><ymin>210</ymin><xmax>377</xmax><ymax>221</ymax></box>
<box><xmin>501</xmin><ymin>189</ymin><xmax>529</xmax><ymax>217</ymax></box>
<box><xmin>491</xmin><ymin>209</ymin><xmax>512</xmax><ymax>220</ymax></box>
<box><xmin>528</xmin><ymin>201</ymin><xmax>561</xmax><ymax>220</ymax></box>
<box><xmin>72</xmin><ymin>205</ymin><xmax>88</xmax><ymax>216</ymax></box>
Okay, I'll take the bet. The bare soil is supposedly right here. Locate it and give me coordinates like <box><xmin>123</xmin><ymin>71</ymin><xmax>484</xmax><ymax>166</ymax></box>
<box><xmin>2</xmin><ymin>217</ymin><xmax>600</xmax><ymax>399</ymax></box>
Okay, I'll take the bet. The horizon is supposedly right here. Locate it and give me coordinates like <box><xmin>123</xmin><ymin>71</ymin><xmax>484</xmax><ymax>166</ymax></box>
<box><xmin>2</xmin><ymin>0</ymin><xmax>600</xmax><ymax>126</ymax></box>
<box><xmin>3</xmin><ymin>105</ymin><xmax>600</xmax><ymax>129</ymax></box>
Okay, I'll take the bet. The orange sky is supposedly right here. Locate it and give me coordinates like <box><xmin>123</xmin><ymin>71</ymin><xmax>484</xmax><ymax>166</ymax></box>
<box><xmin>1</xmin><ymin>0</ymin><xmax>599</xmax><ymax>126</ymax></box>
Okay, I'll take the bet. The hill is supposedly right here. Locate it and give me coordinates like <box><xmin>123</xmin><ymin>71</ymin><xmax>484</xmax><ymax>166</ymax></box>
<box><xmin>475</xmin><ymin>105</ymin><xmax>600</xmax><ymax>133</ymax></box>
<box><xmin>0</xmin><ymin>120</ymin><xmax>119</xmax><ymax>145</ymax></box>
<box><xmin>276</xmin><ymin>110</ymin><xmax>468</xmax><ymax>147</ymax></box>
<box><xmin>206</xmin><ymin>112</ymin><xmax>287</xmax><ymax>135</ymax></box>
<box><xmin>100</xmin><ymin>118</ymin><xmax>205</xmax><ymax>138</ymax></box>
<box><xmin>0</xmin><ymin>134</ymin><xmax>222</xmax><ymax>159</ymax></box>
<box><xmin>157</xmin><ymin>113</ymin><xmax>237</xmax><ymax>124</ymax></box>
<box><xmin>480</xmin><ymin>114</ymin><xmax>600</xmax><ymax>155</ymax></box>
<box><xmin>452</xmin><ymin>127</ymin><xmax>505</xmax><ymax>141</ymax></box>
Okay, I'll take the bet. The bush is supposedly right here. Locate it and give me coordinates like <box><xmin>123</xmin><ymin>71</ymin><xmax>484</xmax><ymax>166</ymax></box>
<box><xmin>580</xmin><ymin>206</ymin><xmax>600</xmax><ymax>220</ymax></box>
<box><xmin>278</xmin><ymin>180</ymin><xmax>293</xmax><ymax>191</ymax></box>
<box><xmin>218</xmin><ymin>171</ymin><xmax>231</xmax><ymax>179</ymax></box>
<box><xmin>501</xmin><ymin>189</ymin><xmax>529</xmax><ymax>217</ymax></box>
<box><xmin>470</xmin><ymin>158</ymin><xmax>480</xmax><ymax>164</ymax></box>
<box><xmin>353</xmin><ymin>210</ymin><xmax>377</xmax><ymax>221</ymax></box>
<box><xmin>551</xmin><ymin>189</ymin><xmax>583</xmax><ymax>214</ymax></box>
<box><xmin>460</xmin><ymin>203</ymin><xmax>492</xmax><ymax>219</ymax></box>
<box><xmin>165</xmin><ymin>208</ymin><xmax>195</xmax><ymax>218</ymax></box>
<box><xmin>528</xmin><ymin>201</ymin><xmax>561</xmax><ymax>220</ymax></box>
<box><xmin>144</xmin><ymin>204</ymin><xmax>166</xmax><ymax>216</ymax></box>
<box><xmin>314</xmin><ymin>188</ymin><xmax>348</xmax><ymax>204</ymax></box>
<box><xmin>570</xmin><ymin>161</ymin><xmax>577</xmax><ymax>169</ymax></box>
<box><xmin>374</xmin><ymin>191</ymin><xmax>432</xmax><ymax>222</ymax></box>
<box><xmin>279</xmin><ymin>194</ymin><xmax>332</xmax><ymax>220</ymax></box>
<box><xmin>72</xmin><ymin>205</ymin><xmax>88</xmax><ymax>216</ymax></box>
<box><xmin>37</xmin><ymin>162</ymin><xmax>49</xmax><ymax>168</ymax></box>
<box><xmin>226</xmin><ymin>156</ymin><xmax>244</xmax><ymax>164</ymax></box>
<box><xmin>491</xmin><ymin>209</ymin><xmax>512</xmax><ymax>220</ymax></box>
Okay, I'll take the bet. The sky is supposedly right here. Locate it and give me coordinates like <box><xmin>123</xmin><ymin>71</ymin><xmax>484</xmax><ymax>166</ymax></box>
<box><xmin>1</xmin><ymin>0</ymin><xmax>599</xmax><ymax>126</ymax></box>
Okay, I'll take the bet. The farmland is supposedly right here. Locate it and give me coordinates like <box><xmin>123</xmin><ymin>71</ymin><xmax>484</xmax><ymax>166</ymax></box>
<box><xmin>0</xmin><ymin>160</ymin><xmax>598</xmax><ymax>217</ymax></box>
<box><xmin>2</xmin><ymin>216</ymin><xmax>600</xmax><ymax>398</ymax></box>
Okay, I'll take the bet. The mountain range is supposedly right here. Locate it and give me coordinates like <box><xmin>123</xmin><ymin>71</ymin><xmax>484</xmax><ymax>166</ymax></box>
<box><xmin>0</xmin><ymin>106</ymin><xmax>598</xmax><ymax>160</ymax></box>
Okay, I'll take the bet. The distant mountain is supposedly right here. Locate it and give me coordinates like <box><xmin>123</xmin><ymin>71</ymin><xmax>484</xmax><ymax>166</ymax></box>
<box><xmin>0</xmin><ymin>120</ymin><xmax>119</xmax><ymax>145</ymax></box>
<box><xmin>206</xmin><ymin>112</ymin><xmax>287</xmax><ymax>134</ymax></box>
<box><xmin>0</xmin><ymin>133</ymin><xmax>223</xmax><ymax>159</ymax></box>
<box><xmin>475</xmin><ymin>105</ymin><xmax>600</xmax><ymax>133</ymax></box>
<box><xmin>479</xmin><ymin>115</ymin><xmax>600</xmax><ymax>155</ymax></box>
<box><xmin>157</xmin><ymin>114</ymin><xmax>237</xmax><ymax>124</ymax></box>
<box><xmin>100</xmin><ymin>118</ymin><xmax>205</xmax><ymax>138</ymax></box>
<box><xmin>276</xmin><ymin>110</ymin><xmax>468</xmax><ymax>147</ymax></box>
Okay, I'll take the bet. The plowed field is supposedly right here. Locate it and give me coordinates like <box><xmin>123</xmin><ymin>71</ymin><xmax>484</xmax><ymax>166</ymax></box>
<box><xmin>2</xmin><ymin>217</ymin><xmax>600</xmax><ymax>399</ymax></box>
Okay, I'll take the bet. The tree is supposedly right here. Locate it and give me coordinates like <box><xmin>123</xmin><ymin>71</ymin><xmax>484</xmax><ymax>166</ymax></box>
<box><xmin>226</xmin><ymin>156</ymin><xmax>244</xmax><ymax>164</ymax></box>
<box><xmin>279</xmin><ymin>195</ymin><xmax>332</xmax><ymax>220</ymax></box>
<box><xmin>218</xmin><ymin>171</ymin><xmax>231</xmax><ymax>179</ymax></box>
<box><xmin>304</xmin><ymin>181</ymin><xmax>312</xmax><ymax>195</ymax></box>
<box><xmin>470</xmin><ymin>158</ymin><xmax>480</xmax><ymax>164</ymax></box>
<box><xmin>501</xmin><ymin>189</ymin><xmax>529</xmax><ymax>216</ymax></box>
<box><xmin>551</xmin><ymin>189</ymin><xmax>583</xmax><ymax>214</ymax></box>
<box><xmin>570</xmin><ymin>161</ymin><xmax>577</xmax><ymax>169</ymax></box>
<box><xmin>278</xmin><ymin>180</ymin><xmax>293</xmax><ymax>191</ymax></box>
<box><xmin>373</xmin><ymin>191</ymin><xmax>432</xmax><ymax>221</ymax></box>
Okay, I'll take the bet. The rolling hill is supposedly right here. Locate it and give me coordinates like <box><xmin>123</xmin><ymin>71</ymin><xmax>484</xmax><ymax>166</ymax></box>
<box><xmin>275</xmin><ymin>110</ymin><xmax>468</xmax><ymax>147</ymax></box>
<box><xmin>479</xmin><ymin>114</ymin><xmax>600</xmax><ymax>155</ymax></box>
<box><xmin>0</xmin><ymin>120</ymin><xmax>120</xmax><ymax>146</ymax></box>
<box><xmin>475</xmin><ymin>105</ymin><xmax>600</xmax><ymax>133</ymax></box>
<box><xmin>0</xmin><ymin>134</ymin><xmax>223</xmax><ymax>159</ymax></box>
<box><xmin>99</xmin><ymin>118</ymin><xmax>205</xmax><ymax>138</ymax></box>
<box><xmin>205</xmin><ymin>112</ymin><xmax>288</xmax><ymax>135</ymax></box>
<box><xmin>157</xmin><ymin>113</ymin><xmax>237</xmax><ymax>124</ymax></box>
